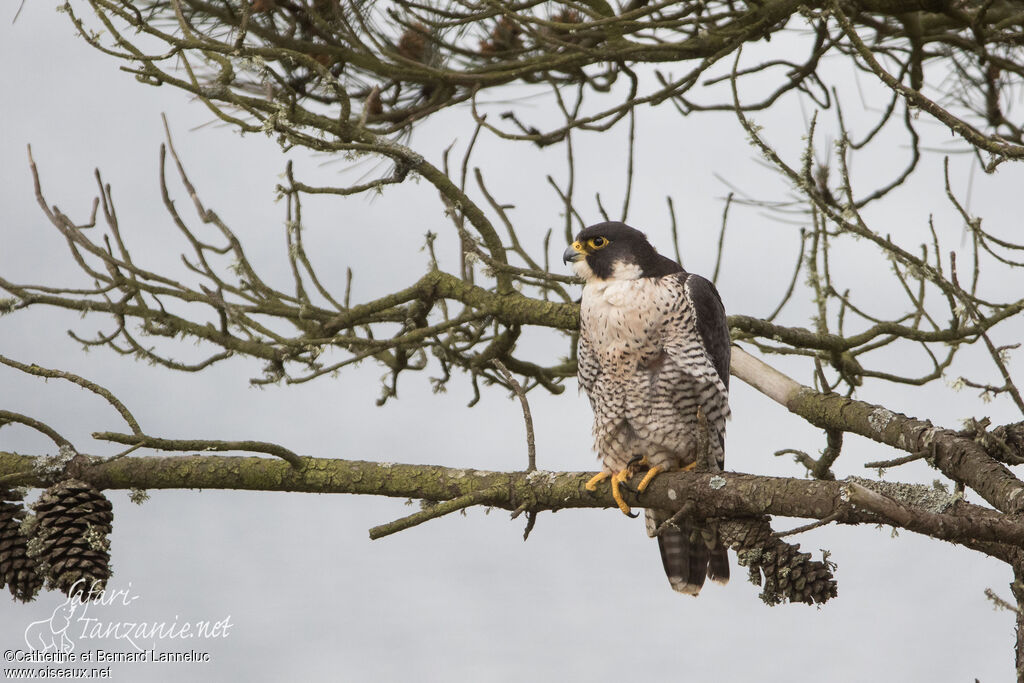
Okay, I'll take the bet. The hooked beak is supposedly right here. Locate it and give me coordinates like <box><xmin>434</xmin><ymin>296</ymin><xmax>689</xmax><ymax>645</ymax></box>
<box><xmin>562</xmin><ymin>241</ymin><xmax>585</xmax><ymax>264</ymax></box>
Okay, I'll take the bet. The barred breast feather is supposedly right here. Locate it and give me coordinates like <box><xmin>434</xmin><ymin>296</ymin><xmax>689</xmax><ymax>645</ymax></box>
<box><xmin>578</xmin><ymin>270</ymin><xmax>730</xmax><ymax>594</ymax></box>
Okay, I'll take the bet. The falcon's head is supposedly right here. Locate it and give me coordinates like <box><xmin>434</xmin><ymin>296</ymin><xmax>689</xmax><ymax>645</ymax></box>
<box><xmin>562</xmin><ymin>221</ymin><xmax>682</xmax><ymax>281</ymax></box>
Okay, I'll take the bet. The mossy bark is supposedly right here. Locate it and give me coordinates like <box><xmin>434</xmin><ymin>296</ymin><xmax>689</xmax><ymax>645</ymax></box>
<box><xmin>2</xmin><ymin>451</ymin><xmax>1022</xmax><ymax>551</ymax></box>
<box><xmin>787</xmin><ymin>388</ymin><xmax>1024</xmax><ymax>514</ymax></box>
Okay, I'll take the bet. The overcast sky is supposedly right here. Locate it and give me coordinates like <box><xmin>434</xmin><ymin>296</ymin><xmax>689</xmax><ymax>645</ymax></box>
<box><xmin>2</xmin><ymin>4</ymin><xmax>1023</xmax><ymax>682</ymax></box>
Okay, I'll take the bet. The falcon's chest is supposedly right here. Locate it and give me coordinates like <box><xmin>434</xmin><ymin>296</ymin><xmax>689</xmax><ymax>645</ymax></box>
<box><xmin>580</xmin><ymin>277</ymin><xmax>676</xmax><ymax>374</ymax></box>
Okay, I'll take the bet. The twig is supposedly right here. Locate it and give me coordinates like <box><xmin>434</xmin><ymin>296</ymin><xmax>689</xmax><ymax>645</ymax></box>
<box><xmin>0</xmin><ymin>410</ymin><xmax>75</xmax><ymax>451</ymax></box>
<box><xmin>369</xmin><ymin>487</ymin><xmax>500</xmax><ymax>540</ymax></box>
<box><xmin>0</xmin><ymin>353</ymin><xmax>141</xmax><ymax>434</ymax></box>
<box><xmin>985</xmin><ymin>588</ymin><xmax>1021</xmax><ymax>614</ymax></box>
<box><xmin>711</xmin><ymin>192</ymin><xmax>733</xmax><ymax>285</ymax></box>
<box><xmin>774</xmin><ymin>508</ymin><xmax>845</xmax><ymax>538</ymax></box>
<box><xmin>813</xmin><ymin>429</ymin><xmax>842</xmax><ymax>480</ymax></box>
<box><xmin>492</xmin><ymin>359</ymin><xmax>536</xmax><ymax>471</ymax></box>
<box><xmin>775</xmin><ymin>448</ymin><xmax>821</xmax><ymax>474</ymax></box>
<box><xmin>654</xmin><ymin>500</ymin><xmax>696</xmax><ymax>537</ymax></box>
<box><xmin>522</xmin><ymin>511</ymin><xmax>537</xmax><ymax>541</ymax></box>
<box><xmin>864</xmin><ymin>451</ymin><xmax>928</xmax><ymax>469</ymax></box>
<box><xmin>665</xmin><ymin>196</ymin><xmax>683</xmax><ymax>267</ymax></box>
<box><xmin>93</xmin><ymin>431</ymin><xmax>303</xmax><ymax>468</ymax></box>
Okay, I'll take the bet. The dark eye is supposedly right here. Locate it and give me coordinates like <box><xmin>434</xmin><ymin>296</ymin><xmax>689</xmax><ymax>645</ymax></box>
<box><xmin>588</xmin><ymin>236</ymin><xmax>608</xmax><ymax>249</ymax></box>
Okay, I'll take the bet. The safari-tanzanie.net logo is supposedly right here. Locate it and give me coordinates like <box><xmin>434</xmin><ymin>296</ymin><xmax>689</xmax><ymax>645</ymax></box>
<box><xmin>9</xmin><ymin>579</ymin><xmax>232</xmax><ymax>670</ymax></box>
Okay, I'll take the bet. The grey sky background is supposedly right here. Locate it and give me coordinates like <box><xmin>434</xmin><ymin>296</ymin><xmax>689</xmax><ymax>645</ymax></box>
<box><xmin>2</xmin><ymin>4</ymin><xmax>1023</xmax><ymax>682</ymax></box>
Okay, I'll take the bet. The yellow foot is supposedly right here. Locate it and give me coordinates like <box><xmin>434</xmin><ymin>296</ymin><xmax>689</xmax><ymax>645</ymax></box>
<box><xmin>611</xmin><ymin>469</ymin><xmax>637</xmax><ymax>517</ymax></box>
<box><xmin>584</xmin><ymin>470</ymin><xmax>637</xmax><ymax>517</ymax></box>
<box><xmin>637</xmin><ymin>460</ymin><xmax>696</xmax><ymax>494</ymax></box>
<box><xmin>636</xmin><ymin>465</ymin><xmax>664</xmax><ymax>493</ymax></box>
<box><xmin>584</xmin><ymin>471</ymin><xmax>610</xmax><ymax>492</ymax></box>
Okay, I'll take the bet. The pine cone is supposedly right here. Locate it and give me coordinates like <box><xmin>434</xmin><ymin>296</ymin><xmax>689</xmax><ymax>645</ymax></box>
<box><xmin>397</xmin><ymin>23</ymin><xmax>431</xmax><ymax>63</ymax></box>
<box><xmin>0</xmin><ymin>490</ymin><xmax>42</xmax><ymax>602</ymax></box>
<box><xmin>990</xmin><ymin>421</ymin><xmax>1024</xmax><ymax>464</ymax></box>
<box><xmin>479</xmin><ymin>17</ymin><xmax>523</xmax><ymax>57</ymax></box>
<box><xmin>29</xmin><ymin>480</ymin><xmax>113</xmax><ymax>598</ymax></box>
<box><xmin>719</xmin><ymin>517</ymin><xmax>838</xmax><ymax>605</ymax></box>
<box><xmin>543</xmin><ymin>9</ymin><xmax>583</xmax><ymax>44</ymax></box>
<box><xmin>365</xmin><ymin>87</ymin><xmax>383</xmax><ymax>116</ymax></box>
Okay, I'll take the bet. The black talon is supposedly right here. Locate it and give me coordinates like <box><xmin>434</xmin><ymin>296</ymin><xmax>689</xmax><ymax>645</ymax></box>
<box><xmin>618</xmin><ymin>475</ymin><xmax>640</xmax><ymax>515</ymax></box>
<box><xmin>625</xmin><ymin>455</ymin><xmax>650</xmax><ymax>478</ymax></box>
<box><xmin>621</xmin><ymin>471</ymin><xmax>639</xmax><ymax>495</ymax></box>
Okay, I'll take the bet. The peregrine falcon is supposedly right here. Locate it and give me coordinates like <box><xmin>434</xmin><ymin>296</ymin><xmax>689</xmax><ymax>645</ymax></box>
<box><xmin>563</xmin><ymin>221</ymin><xmax>730</xmax><ymax>595</ymax></box>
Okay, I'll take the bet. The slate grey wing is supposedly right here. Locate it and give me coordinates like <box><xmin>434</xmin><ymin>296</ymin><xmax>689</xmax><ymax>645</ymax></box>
<box><xmin>685</xmin><ymin>274</ymin><xmax>731</xmax><ymax>391</ymax></box>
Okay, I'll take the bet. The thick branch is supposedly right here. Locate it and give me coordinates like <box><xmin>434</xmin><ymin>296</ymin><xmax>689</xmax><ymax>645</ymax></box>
<box><xmin>1</xmin><ymin>451</ymin><xmax>1019</xmax><ymax>553</ymax></box>
<box><xmin>732</xmin><ymin>346</ymin><xmax>1024</xmax><ymax>514</ymax></box>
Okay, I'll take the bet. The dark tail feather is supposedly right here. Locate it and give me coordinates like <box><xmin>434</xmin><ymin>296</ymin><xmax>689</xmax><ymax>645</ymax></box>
<box><xmin>646</xmin><ymin>509</ymin><xmax>729</xmax><ymax>595</ymax></box>
<box><xmin>658</xmin><ymin>524</ymin><xmax>708</xmax><ymax>595</ymax></box>
<box><xmin>708</xmin><ymin>546</ymin><xmax>730</xmax><ymax>585</ymax></box>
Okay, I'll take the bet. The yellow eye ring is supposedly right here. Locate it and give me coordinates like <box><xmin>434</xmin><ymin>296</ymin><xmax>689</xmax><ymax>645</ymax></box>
<box><xmin>587</xmin><ymin>237</ymin><xmax>608</xmax><ymax>250</ymax></box>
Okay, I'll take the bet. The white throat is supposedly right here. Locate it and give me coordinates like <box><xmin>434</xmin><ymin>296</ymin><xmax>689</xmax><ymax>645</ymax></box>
<box><xmin>609</xmin><ymin>261</ymin><xmax>642</xmax><ymax>280</ymax></box>
<box><xmin>572</xmin><ymin>259</ymin><xmax>642</xmax><ymax>282</ymax></box>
